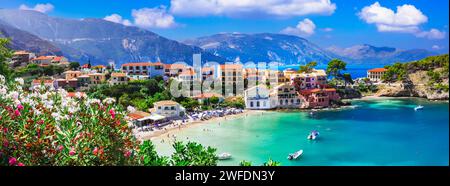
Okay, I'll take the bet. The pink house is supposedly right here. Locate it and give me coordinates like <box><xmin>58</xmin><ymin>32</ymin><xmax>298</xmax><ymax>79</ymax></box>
<box><xmin>299</xmin><ymin>88</ymin><xmax>340</xmax><ymax>108</ymax></box>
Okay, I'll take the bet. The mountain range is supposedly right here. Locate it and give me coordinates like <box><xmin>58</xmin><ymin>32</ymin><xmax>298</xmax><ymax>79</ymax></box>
<box><xmin>326</xmin><ymin>44</ymin><xmax>437</xmax><ymax>65</ymax></box>
<box><xmin>0</xmin><ymin>19</ymin><xmax>61</xmax><ymax>56</ymax></box>
<box><xmin>0</xmin><ymin>9</ymin><xmax>224</xmax><ymax>65</ymax></box>
<box><xmin>0</xmin><ymin>9</ymin><xmax>439</xmax><ymax>66</ymax></box>
<box><xmin>183</xmin><ymin>33</ymin><xmax>335</xmax><ymax>65</ymax></box>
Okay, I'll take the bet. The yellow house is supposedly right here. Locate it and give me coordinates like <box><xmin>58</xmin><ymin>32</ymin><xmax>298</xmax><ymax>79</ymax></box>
<box><xmin>64</xmin><ymin>71</ymin><xmax>82</xmax><ymax>80</ymax></box>
<box><xmin>88</xmin><ymin>73</ymin><xmax>106</xmax><ymax>85</ymax></box>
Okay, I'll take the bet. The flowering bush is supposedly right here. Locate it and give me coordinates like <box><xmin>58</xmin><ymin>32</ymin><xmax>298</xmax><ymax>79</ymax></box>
<box><xmin>0</xmin><ymin>75</ymin><xmax>140</xmax><ymax>166</ymax></box>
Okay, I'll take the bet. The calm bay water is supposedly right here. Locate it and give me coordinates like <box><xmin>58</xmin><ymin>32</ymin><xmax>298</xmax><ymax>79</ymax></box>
<box><xmin>152</xmin><ymin>98</ymin><xmax>449</xmax><ymax>166</ymax></box>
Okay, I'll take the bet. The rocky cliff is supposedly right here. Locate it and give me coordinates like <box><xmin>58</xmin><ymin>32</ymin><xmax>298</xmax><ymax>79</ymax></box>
<box><xmin>376</xmin><ymin>68</ymin><xmax>449</xmax><ymax>100</ymax></box>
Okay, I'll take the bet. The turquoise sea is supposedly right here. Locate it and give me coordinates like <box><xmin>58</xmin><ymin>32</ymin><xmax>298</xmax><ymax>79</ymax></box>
<box><xmin>152</xmin><ymin>98</ymin><xmax>449</xmax><ymax>166</ymax></box>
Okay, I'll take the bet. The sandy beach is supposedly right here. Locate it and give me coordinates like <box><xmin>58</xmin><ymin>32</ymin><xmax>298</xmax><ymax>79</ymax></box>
<box><xmin>135</xmin><ymin>109</ymin><xmax>265</xmax><ymax>141</ymax></box>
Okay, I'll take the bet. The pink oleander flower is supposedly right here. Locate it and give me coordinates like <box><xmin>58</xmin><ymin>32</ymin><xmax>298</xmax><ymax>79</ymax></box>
<box><xmin>93</xmin><ymin>147</ymin><xmax>98</xmax><ymax>155</ymax></box>
<box><xmin>17</xmin><ymin>104</ymin><xmax>24</xmax><ymax>111</ymax></box>
<box><xmin>17</xmin><ymin>163</ymin><xmax>24</xmax><ymax>166</ymax></box>
<box><xmin>124</xmin><ymin>151</ymin><xmax>131</xmax><ymax>158</ymax></box>
<box><xmin>58</xmin><ymin>145</ymin><xmax>64</xmax><ymax>151</ymax></box>
<box><xmin>109</xmin><ymin>109</ymin><xmax>116</xmax><ymax>119</ymax></box>
<box><xmin>69</xmin><ymin>147</ymin><xmax>76</xmax><ymax>156</ymax></box>
<box><xmin>14</xmin><ymin>109</ymin><xmax>21</xmax><ymax>117</ymax></box>
<box><xmin>8</xmin><ymin>157</ymin><xmax>17</xmax><ymax>166</ymax></box>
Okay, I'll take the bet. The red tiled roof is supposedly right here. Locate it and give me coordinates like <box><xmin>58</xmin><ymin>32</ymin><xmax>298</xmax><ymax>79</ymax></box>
<box><xmin>193</xmin><ymin>93</ymin><xmax>223</xmax><ymax>99</ymax></box>
<box><xmin>122</xmin><ymin>62</ymin><xmax>153</xmax><ymax>67</ymax></box>
<box><xmin>32</xmin><ymin>56</ymin><xmax>53</xmax><ymax>60</ymax></box>
<box><xmin>127</xmin><ymin>111</ymin><xmax>151</xmax><ymax>120</ymax></box>
<box><xmin>52</xmin><ymin>56</ymin><xmax>64</xmax><ymax>61</ymax></box>
<box><xmin>164</xmin><ymin>64</ymin><xmax>187</xmax><ymax>69</ymax></box>
<box><xmin>368</xmin><ymin>68</ymin><xmax>387</xmax><ymax>73</ymax></box>
<box><xmin>300</xmin><ymin>88</ymin><xmax>322</xmax><ymax>95</ymax></box>
<box><xmin>220</xmin><ymin>64</ymin><xmax>243</xmax><ymax>70</ymax></box>
<box><xmin>111</xmin><ymin>72</ymin><xmax>127</xmax><ymax>77</ymax></box>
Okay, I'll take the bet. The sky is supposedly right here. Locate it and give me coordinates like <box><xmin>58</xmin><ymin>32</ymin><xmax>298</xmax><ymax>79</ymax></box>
<box><xmin>0</xmin><ymin>0</ymin><xmax>449</xmax><ymax>53</ymax></box>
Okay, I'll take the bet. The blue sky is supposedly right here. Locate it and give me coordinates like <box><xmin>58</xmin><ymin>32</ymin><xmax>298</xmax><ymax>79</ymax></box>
<box><xmin>1</xmin><ymin>0</ymin><xmax>448</xmax><ymax>53</ymax></box>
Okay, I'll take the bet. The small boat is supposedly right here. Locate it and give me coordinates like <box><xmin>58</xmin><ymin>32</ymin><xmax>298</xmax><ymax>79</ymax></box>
<box><xmin>217</xmin><ymin>152</ymin><xmax>232</xmax><ymax>160</ymax></box>
<box><xmin>287</xmin><ymin>149</ymin><xmax>303</xmax><ymax>160</ymax></box>
<box><xmin>414</xmin><ymin>105</ymin><xmax>424</xmax><ymax>111</ymax></box>
<box><xmin>307</xmin><ymin>130</ymin><xmax>320</xmax><ymax>140</ymax></box>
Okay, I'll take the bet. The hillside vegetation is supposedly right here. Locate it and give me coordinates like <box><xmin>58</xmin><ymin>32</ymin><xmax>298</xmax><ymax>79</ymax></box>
<box><xmin>377</xmin><ymin>54</ymin><xmax>449</xmax><ymax>100</ymax></box>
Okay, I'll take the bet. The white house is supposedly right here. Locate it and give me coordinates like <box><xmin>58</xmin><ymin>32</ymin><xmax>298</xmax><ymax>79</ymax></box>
<box><xmin>244</xmin><ymin>85</ymin><xmax>277</xmax><ymax>110</ymax></box>
<box><xmin>152</xmin><ymin>100</ymin><xmax>185</xmax><ymax>118</ymax></box>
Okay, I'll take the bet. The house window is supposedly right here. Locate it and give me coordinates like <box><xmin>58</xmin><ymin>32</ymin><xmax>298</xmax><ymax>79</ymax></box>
<box><xmin>256</xmin><ymin>101</ymin><xmax>260</xmax><ymax>107</ymax></box>
<box><xmin>250</xmin><ymin>101</ymin><xmax>254</xmax><ymax>107</ymax></box>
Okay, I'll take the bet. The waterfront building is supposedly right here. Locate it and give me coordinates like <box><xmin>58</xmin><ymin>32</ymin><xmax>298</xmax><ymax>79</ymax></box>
<box><xmin>298</xmin><ymin>88</ymin><xmax>340</xmax><ymax>108</ymax></box>
<box><xmin>367</xmin><ymin>68</ymin><xmax>387</xmax><ymax>82</ymax></box>
<box><xmin>218</xmin><ymin>64</ymin><xmax>244</xmax><ymax>97</ymax></box>
<box><xmin>127</xmin><ymin>111</ymin><xmax>152</xmax><ymax>127</ymax></box>
<box><xmin>151</xmin><ymin>100</ymin><xmax>185</xmax><ymax>118</ymax></box>
<box><xmin>274</xmin><ymin>83</ymin><xmax>301</xmax><ymax>108</ymax></box>
<box><xmin>244</xmin><ymin>85</ymin><xmax>277</xmax><ymax>110</ymax></box>
<box><xmin>288</xmin><ymin>69</ymin><xmax>327</xmax><ymax>89</ymax></box>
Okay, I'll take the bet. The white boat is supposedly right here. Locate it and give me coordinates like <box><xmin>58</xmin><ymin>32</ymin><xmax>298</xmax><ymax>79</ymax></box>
<box><xmin>414</xmin><ymin>105</ymin><xmax>424</xmax><ymax>111</ymax></box>
<box><xmin>307</xmin><ymin>130</ymin><xmax>320</xmax><ymax>140</ymax></box>
<box><xmin>287</xmin><ymin>150</ymin><xmax>303</xmax><ymax>160</ymax></box>
<box><xmin>217</xmin><ymin>152</ymin><xmax>232</xmax><ymax>160</ymax></box>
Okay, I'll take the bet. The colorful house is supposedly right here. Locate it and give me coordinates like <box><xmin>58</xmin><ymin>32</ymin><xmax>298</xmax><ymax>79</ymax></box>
<box><xmin>367</xmin><ymin>68</ymin><xmax>387</xmax><ymax>82</ymax></box>
<box><xmin>299</xmin><ymin>88</ymin><xmax>340</xmax><ymax>108</ymax></box>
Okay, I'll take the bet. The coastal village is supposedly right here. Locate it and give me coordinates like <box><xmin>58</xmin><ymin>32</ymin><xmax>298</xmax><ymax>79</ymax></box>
<box><xmin>7</xmin><ymin>50</ymin><xmax>403</xmax><ymax>139</ymax></box>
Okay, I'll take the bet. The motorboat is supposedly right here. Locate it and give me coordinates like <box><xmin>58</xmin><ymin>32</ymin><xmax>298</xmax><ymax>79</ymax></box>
<box><xmin>217</xmin><ymin>152</ymin><xmax>232</xmax><ymax>160</ymax></box>
<box><xmin>307</xmin><ymin>130</ymin><xmax>320</xmax><ymax>140</ymax></box>
<box><xmin>414</xmin><ymin>105</ymin><xmax>424</xmax><ymax>111</ymax></box>
<box><xmin>287</xmin><ymin>149</ymin><xmax>303</xmax><ymax>160</ymax></box>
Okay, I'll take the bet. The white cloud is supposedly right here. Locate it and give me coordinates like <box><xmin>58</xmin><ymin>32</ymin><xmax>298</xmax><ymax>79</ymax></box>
<box><xmin>103</xmin><ymin>7</ymin><xmax>178</xmax><ymax>29</ymax></box>
<box><xmin>358</xmin><ymin>2</ymin><xmax>445</xmax><ymax>39</ymax></box>
<box><xmin>281</xmin><ymin>18</ymin><xmax>316</xmax><ymax>37</ymax></box>
<box><xmin>322</xmin><ymin>27</ymin><xmax>333</xmax><ymax>32</ymax></box>
<box><xmin>132</xmin><ymin>6</ymin><xmax>177</xmax><ymax>29</ymax></box>
<box><xmin>104</xmin><ymin>14</ymin><xmax>132</xmax><ymax>26</ymax></box>
<box><xmin>416</xmin><ymin>29</ymin><xmax>446</xmax><ymax>39</ymax></box>
<box><xmin>431</xmin><ymin>45</ymin><xmax>441</xmax><ymax>50</ymax></box>
<box><xmin>19</xmin><ymin>3</ymin><xmax>54</xmax><ymax>13</ymax></box>
<box><xmin>170</xmin><ymin>0</ymin><xmax>336</xmax><ymax>17</ymax></box>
